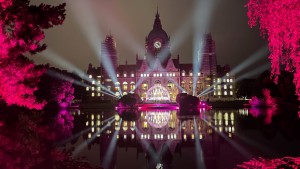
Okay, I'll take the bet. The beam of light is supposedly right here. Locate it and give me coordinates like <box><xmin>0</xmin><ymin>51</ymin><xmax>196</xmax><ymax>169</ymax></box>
<box><xmin>234</xmin><ymin>133</ymin><xmax>279</xmax><ymax>157</ymax></box>
<box><xmin>46</xmin><ymin>69</ymin><xmax>89</xmax><ymax>88</ymax></box>
<box><xmin>69</xmin><ymin>1</ymin><xmax>122</xmax><ymax>96</ymax></box>
<box><xmin>230</xmin><ymin>45</ymin><xmax>269</xmax><ymax>75</ymax></box>
<box><xmin>135</xmin><ymin>128</ymin><xmax>159</xmax><ymax>162</ymax></box>
<box><xmin>202</xmin><ymin>119</ymin><xmax>253</xmax><ymax>159</ymax></box>
<box><xmin>194</xmin><ymin>117</ymin><xmax>206</xmax><ymax>169</ymax></box>
<box><xmin>41</xmin><ymin>49</ymin><xmax>118</xmax><ymax>97</ymax></box>
<box><xmin>55</xmin><ymin>116</ymin><xmax>115</xmax><ymax>146</ymax></box>
<box><xmin>69</xmin><ymin>1</ymin><xmax>103</xmax><ymax>58</ymax></box>
<box><xmin>73</xmin><ymin>118</ymin><xmax>116</xmax><ymax>156</ymax></box>
<box><xmin>102</xmin><ymin>118</ymin><xmax>122</xmax><ymax>169</ymax></box>
<box><xmin>198</xmin><ymin>89</ymin><xmax>215</xmax><ymax>97</ymax></box>
<box><xmin>236</xmin><ymin>63</ymin><xmax>270</xmax><ymax>82</ymax></box>
<box><xmin>192</xmin><ymin>0</ymin><xmax>218</xmax><ymax>96</ymax></box>
<box><xmin>166</xmin><ymin>76</ymin><xmax>186</xmax><ymax>93</ymax></box>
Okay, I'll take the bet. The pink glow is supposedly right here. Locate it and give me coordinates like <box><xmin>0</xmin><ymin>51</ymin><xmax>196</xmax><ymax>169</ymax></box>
<box><xmin>237</xmin><ymin>157</ymin><xmax>300</xmax><ymax>168</ymax></box>
<box><xmin>0</xmin><ymin>0</ymin><xmax>66</xmax><ymax>109</ymax></box>
<box><xmin>137</xmin><ymin>103</ymin><xmax>179</xmax><ymax>110</ymax></box>
<box><xmin>246</xmin><ymin>0</ymin><xmax>300</xmax><ymax>101</ymax></box>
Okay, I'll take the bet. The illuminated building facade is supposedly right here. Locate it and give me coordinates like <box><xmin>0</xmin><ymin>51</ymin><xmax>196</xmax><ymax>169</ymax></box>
<box><xmin>86</xmin><ymin>11</ymin><xmax>235</xmax><ymax>102</ymax></box>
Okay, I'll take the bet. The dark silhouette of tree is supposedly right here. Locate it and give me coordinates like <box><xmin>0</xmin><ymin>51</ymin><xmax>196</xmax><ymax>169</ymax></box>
<box><xmin>236</xmin><ymin>79</ymin><xmax>255</xmax><ymax>99</ymax></box>
<box><xmin>0</xmin><ymin>0</ymin><xmax>66</xmax><ymax>109</ymax></box>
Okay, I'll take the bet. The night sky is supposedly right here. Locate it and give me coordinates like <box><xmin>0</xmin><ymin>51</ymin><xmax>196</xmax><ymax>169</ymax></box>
<box><xmin>31</xmin><ymin>0</ymin><xmax>269</xmax><ymax>78</ymax></box>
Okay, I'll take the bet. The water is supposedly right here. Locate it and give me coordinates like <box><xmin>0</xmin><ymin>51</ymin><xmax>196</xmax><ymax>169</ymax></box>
<box><xmin>62</xmin><ymin>108</ymin><xmax>300</xmax><ymax>169</ymax></box>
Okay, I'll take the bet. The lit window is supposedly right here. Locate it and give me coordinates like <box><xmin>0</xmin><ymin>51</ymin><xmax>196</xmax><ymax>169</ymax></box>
<box><xmin>89</xmin><ymin>75</ymin><xmax>92</xmax><ymax>78</ymax></box>
<box><xmin>147</xmin><ymin>74</ymin><xmax>149</xmax><ymax>77</ymax></box>
<box><xmin>218</xmin><ymin>91</ymin><xmax>221</xmax><ymax>95</ymax></box>
<box><xmin>226</xmin><ymin>73</ymin><xmax>229</xmax><ymax>76</ymax></box>
<box><xmin>98</xmin><ymin>80</ymin><xmax>100</xmax><ymax>84</ymax></box>
<box><xmin>198</xmin><ymin>72</ymin><xmax>200</xmax><ymax>76</ymax></box>
<box><xmin>224</xmin><ymin>85</ymin><xmax>227</xmax><ymax>89</ymax></box>
<box><xmin>117</xmin><ymin>74</ymin><xmax>119</xmax><ymax>77</ymax></box>
<box><xmin>92</xmin><ymin>92</ymin><xmax>95</xmax><ymax>97</ymax></box>
<box><xmin>223</xmin><ymin>79</ymin><xmax>226</xmax><ymax>82</ymax></box>
<box><xmin>123</xmin><ymin>82</ymin><xmax>128</xmax><ymax>91</ymax></box>
<box><xmin>217</xmin><ymin>78</ymin><xmax>221</xmax><ymax>83</ymax></box>
<box><xmin>217</xmin><ymin>85</ymin><xmax>221</xmax><ymax>89</ymax></box>
<box><xmin>97</xmin><ymin>93</ymin><xmax>100</xmax><ymax>96</ymax></box>
<box><xmin>97</xmin><ymin>87</ymin><xmax>100</xmax><ymax>91</ymax></box>
<box><xmin>182</xmin><ymin>71</ymin><xmax>185</xmax><ymax>76</ymax></box>
<box><xmin>230</xmin><ymin>79</ymin><xmax>233</xmax><ymax>82</ymax></box>
<box><xmin>190</xmin><ymin>72</ymin><xmax>193</xmax><ymax>76</ymax></box>
<box><xmin>92</xmin><ymin>80</ymin><xmax>95</xmax><ymax>84</ymax></box>
<box><xmin>141</xmin><ymin>74</ymin><xmax>144</xmax><ymax>77</ymax></box>
<box><xmin>230</xmin><ymin>85</ymin><xmax>233</xmax><ymax>89</ymax></box>
<box><xmin>224</xmin><ymin>91</ymin><xmax>227</xmax><ymax>95</ymax></box>
<box><xmin>230</xmin><ymin>91</ymin><xmax>233</xmax><ymax>95</ymax></box>
<box><xmin>124</xmin><ymin>73</ymin><xmax>127</xmax><ymax>77</ymax></box>
<box><xmin>154</xmin><ymin>74</ymin><xmax>156</xmax><ymax>77</ymax></box>
<box><xmin>86</xmin><ymin>87</ymin><xmax>89</xmax><ymax>91</ymax></box>
<box><xmin>160</xmin><ymin>73</ymin><xmax>162</xmax><ymax>77</ymax></box>
<box><xmin>173</xmin><ymin>73</ymin><xmax>175</xmax><ymax>76</ymax></box>
<box><xmin>92</xmin><ymin>87</ymin><xmax>94</xmax><ymax>91</ymax></box>
<box><xmin>130</xmin><ymin>82</ymin><xmax>135</xmax><ymax>90</ymax></box>
<box><xmin>227</xmin><ymin>79</ymin><xmax>229</xmax><ymax>82</ymax></box>
<box><xmin>214</xmin><ymin>92</ymin><xmax>216</xmax><ymax>95</ymax></box>
<box><xmin>131</xmin><ymin>74</ymin><xmax>134</xmax><ymax>77</ymax></box>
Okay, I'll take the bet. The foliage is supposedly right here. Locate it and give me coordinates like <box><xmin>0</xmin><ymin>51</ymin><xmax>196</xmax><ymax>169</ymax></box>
<box><xmin>236</xmin><ymin>157</ymin><xmax>300</xmax><ymax>168</ymax></box>
<box><xmin>36</xmin><ymin>67</ymin><xmax>75</xmax><ymax>107</ymax></box>
<box><xmin>246</xmin><ymin>0</ymin><xmax>300</xmax><ymax>100</ymax></box>
<box><xmin>0</xmin><ymin>0</ymin><xmax>66</xmax><ymax>109</ymax></box>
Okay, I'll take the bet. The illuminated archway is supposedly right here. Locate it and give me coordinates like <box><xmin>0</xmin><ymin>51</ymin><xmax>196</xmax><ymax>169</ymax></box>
<box><xmin>146</xmin><ymin>85</ymin><xmax>170</xmax><ymax>102</ymax></box>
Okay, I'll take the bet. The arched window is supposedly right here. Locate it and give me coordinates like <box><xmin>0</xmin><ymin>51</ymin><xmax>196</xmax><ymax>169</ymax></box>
<box><xmin>142</xmin><ymin>81</ymin><xmax>148</xmax><ymax>90</ymax></box>
<box><xmin>123</xmin><ymin>82</ymin><xmax>128</xmax><ymax>91</ymax></box>
<box><xmin>154</xmin><ymin>80</ymin><xmax>161</xmax><ymax>86</ymax></box>
<box><xmin>130</xmin><ymin>81</ymin><xmax>135</xmax><ymax>90</ymax></box>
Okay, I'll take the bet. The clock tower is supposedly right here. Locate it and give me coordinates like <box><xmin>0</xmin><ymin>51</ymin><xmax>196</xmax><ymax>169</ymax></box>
<box><xmin>145</xmin><ymin>11</ymin><xmax>171</xmax><ymax>68</ymax></box>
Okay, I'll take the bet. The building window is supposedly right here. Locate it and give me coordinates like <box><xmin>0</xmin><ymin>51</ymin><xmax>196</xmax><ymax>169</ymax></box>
<box><xmin>130</xmin><ymin>82</ymin><xmax>135</xmax><ymax>90</ymax></box>
<box><xmin>123</xmin><ymin>92</ymin><xmax>127</xmax><ymax>95</ymax></box>
<box><xmin>224</xmin><ymin>91</ymin><xmax>227</xmax><ymax>95</ymax></box>
<box><xmin>123</xmin><ymin>82</ymin><xmax>128</xmax><ymax>91</ymax></box>
<box><xmin>160</xmin><ymin>73</ymin><xmax>162</xmax><ymax>77</ymax></box>
<box><xmin>217</xmin><ymin>78</ymin><xmax>221</xmax><ymax>83</ymax></box>
<box><xmin>92</xmin><ymin>80</ymin><xmax>95</xmax><ymax>84</ymax></box>
<box><xmin>107</xmin><ymin>86</ymin><xmax>111</xmax><ymax>91</ymax></box>
<box><xmin>230</xmin><ymin>85</ymin><xmax>233</xmax><ymax>89</ymax></box>
<box><xmin>89</xmin><ymin>75</ymin><xmax>92</xmax><ymax>78</ymax></box>
<box><xmin>154</xmin><ymin>74</ymin><xmax>156</xmax><ymax>77</ymax></box>
<box><xmin>226</xmin><ymin>73</ymin><xmax>229</xmax><ymax>76</ymax></box>
<box><xmin>147</xmin><ymin>74</ymin><xmax>149</xmax><ymax>77</ymax></box>
<box><xmin>97</xmin><ymin>93</ymin><xmax>100</xmax><ymax>96</ymax></box>
<box><xmin>131</xmin><ymin>73</ymin><xmax>134</xmax><ymax>77</ymax></box>
<box><xmin>173</xmin><ymin>73</ymin><xmax>175</xmax><ymax>76</ymax></box>
<box><xmin>217</xmin><ymin>85</ymin><xmax>221</xmax><ymax>89</ymax></box>
<box><xmin>230</xmin><ymin>79</ymin><xmax>233</xmax><ymax>82</ymax></box>
<box><xmin>223</xmin><ymin>79</ymin><xmax>226</xmax><ymax>82</ymax></box>
<box><xmin>97</xmin><ymin>87</ymin><xmax>101</xmax><ymax>91</ymax></box>
<box><xmin>218</xmin><ymin>91</ymin><xmax>221</xmax><ymax>95</ymax></box>
<box><xmin>86</xmin><ymin>87</ymin><xmax>89</xmax><ymax>91</ymax></box>
<box><xmin>142</xmin><ymin>82</ymin><xmax>148</xmax><ymax>90</ymax></box>
<box><xmin>124</xmin><ymin>73</ymin><xmax>127</xmax><ymax>77</ymax></box>
<box><xmin>182</xmin><ymin>71</ymin><xmax>185</xmax><ymax>76</ymax></box>
<box><xmin>230</xmin><ymin>91</ymin><xmax>233</xmax><ymax>95</ymax></box>
<box><xmin>189</xmin><ymin>72</ymin><xmax>193</xmax><ymax>76</ymax></box>
<box><xmin>224</xmin><ymin>85</ymin><xmax>227</xmax><ymax>89</ymax></box>
<box><xmin>117</xmin><ymin>74</ymin><xmax>119</xmax><ymax>77</ymax></box>
<box><xmin>115</xmin><ymin>92</ymin><xmax>120</xmax><ymax>97</ymax></box>
<box><xmin>98</xmin><ymin>80</ymin><xmax>100</xmax><ymax>84</ymax></box>
<box><xmin>92</xmin><ymin>92</ymin><xmax>95</xmax><ymax>97</ymax></box>
<box><xmin>198</xmin><ymin>72</ymin><xmax>200</xmax><ymax>76</ymax></box>
<box><xmin>92</xmin><ymin>87</ymin><xmax>94</xmax><ymax>91</ymax></box>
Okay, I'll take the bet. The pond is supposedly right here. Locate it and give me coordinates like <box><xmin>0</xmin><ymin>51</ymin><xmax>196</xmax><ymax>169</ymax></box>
<box><xmin>61</xmin><ymin>107</ymin><xmax>300</xmax><ymax>169</ymax></box>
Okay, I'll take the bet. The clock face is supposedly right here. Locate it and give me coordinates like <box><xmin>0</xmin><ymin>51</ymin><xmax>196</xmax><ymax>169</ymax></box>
<box><xmin>154</xmin><ymin>41</ymin><xmax>162</xmax><ymax>49</ymax></box>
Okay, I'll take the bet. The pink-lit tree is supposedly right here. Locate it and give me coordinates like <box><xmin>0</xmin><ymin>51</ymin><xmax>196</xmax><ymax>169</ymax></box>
<box><xmin>246</xmin><ymin>0</ymin><xmax>300</xmax><ymax>100</ymax></box>
<box><xmin>0</xmin><ymin>0</ymin><xmax>65</xmax><ymax>109</ymax></box>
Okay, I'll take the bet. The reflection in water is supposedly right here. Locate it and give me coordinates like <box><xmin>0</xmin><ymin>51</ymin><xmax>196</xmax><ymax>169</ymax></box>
<box><xmin>68</xmin><ymin>107</ymin><xmax>300</xmax><ymax>169</ymax></box>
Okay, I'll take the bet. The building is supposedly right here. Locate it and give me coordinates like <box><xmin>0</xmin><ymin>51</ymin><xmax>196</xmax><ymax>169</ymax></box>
<box><xmin>86</xmin><ymin>11</ymin><xmax>235</xmax><ymax>102</ymax></box>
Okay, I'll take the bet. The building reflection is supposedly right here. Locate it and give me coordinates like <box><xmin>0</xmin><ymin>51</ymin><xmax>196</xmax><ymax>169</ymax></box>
<box><xmin>72</xmin><ymin>109</ymin><xmax>237</xmax><ymax>169</ymax></box>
